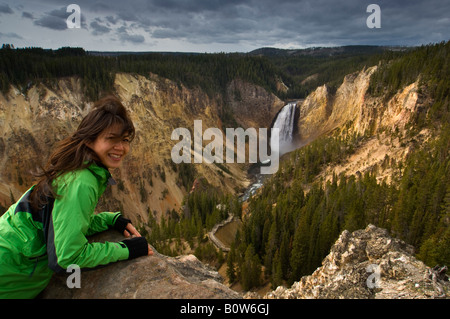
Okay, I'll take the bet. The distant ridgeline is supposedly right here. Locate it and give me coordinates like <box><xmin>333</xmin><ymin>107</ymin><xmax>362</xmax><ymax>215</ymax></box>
<box><xmin>0</xmin><ymin>44</ymin><xmax>281</xmax><ymax>102</ymax></box>
<box><xmin>0</xmin><ymin>43</ymin><xmax>433</xmax><ymax>103</ymax></box>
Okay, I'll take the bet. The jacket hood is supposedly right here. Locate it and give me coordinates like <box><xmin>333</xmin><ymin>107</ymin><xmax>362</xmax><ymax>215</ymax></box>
<box><xmin>87</xmin><ymin>161</ymin><xmax>116</xmax><ymax>186</ymax></box>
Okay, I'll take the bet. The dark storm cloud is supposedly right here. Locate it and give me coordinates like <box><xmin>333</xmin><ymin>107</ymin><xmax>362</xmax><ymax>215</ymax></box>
<box><xmin>116</xmin><ymin>25</ymin><xmax>145</xmax><ymax>44</ymax></box>
<box><xmin>0</xmin><ymin>32</ymin><xmax>23</xmax><ymax>40</ymax></box>
<box><xmin>105</xmin><ymin>16</ymin><xmax>119</xmax><ymax>25</ymax></box>
<box><xmin>34</xmin><ymin>7</ymin><xmax>69</xmax><ymax>30</ymax></box>
<box><xmin>119</xmin><ymin>0</ymin><xmax>379</xmax><ymax>45</ymax></box>
<box><xmin>0</xmin><ymin>3</ymin><xmax>13</xmax><ymax>14</ymax></box>
<box><xmin>90</xmin><ymin>19</ymin><xmax>111</xmax><ymax>35</ymax></box>
<box><xmin>22</xmin><ymin>11</ymin><xmax>34</xmax><ymax>19</ymax></box>
<box><xmin>8</xmin><ymin>0</ymin><xmax>450</xmax><ymax>50</ymax></box>
<box><xmin>33</xmin><ymin>6</ymin><xmax>88</xmax><ymax>31</ymax></box>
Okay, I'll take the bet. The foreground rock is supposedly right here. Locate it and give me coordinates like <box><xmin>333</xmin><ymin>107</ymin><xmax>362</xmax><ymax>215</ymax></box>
<box><xmin>40</xmin><ymin>231</ymin><xmax>241</xmax><ymax>299</ymax></box>
<box><xmin>264</xmin><ymin>224</ymin><xmax>449</xmax><ymax>299</ymax></box>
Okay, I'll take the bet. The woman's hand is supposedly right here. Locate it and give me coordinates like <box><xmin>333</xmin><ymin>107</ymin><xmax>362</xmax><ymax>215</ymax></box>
<box><xmin>123</xmin><ymin>223</ymin><xmax>153</xmax><ymax>255</ymax></box>
<box><xmin>123</xmin><ymin>222</ymin><xmax>141</xmax><ymax>238</ymax></box>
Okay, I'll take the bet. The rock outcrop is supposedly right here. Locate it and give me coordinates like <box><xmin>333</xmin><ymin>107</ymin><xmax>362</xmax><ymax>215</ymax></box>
<box><xmin>39</xmin><ymin>230</ymin><xmax>241</xmax><ymax>299</ymax></box>
<box><xmin>294</xmin><ymin>66</ymin><xmax>377</xmax><ymax>145</ymax></box>
<box><xmin>295</xmin><ymin>84</ymin><xmax>331</xmax><ymax>143</ymax></box>
<box><xmin>264</xmin><ymin>225</ymin><xmax>449</xmax><ymax>299</ymax></box>
<box><xmin>226</xmin><ymin>79</ymin><xmax>284</xmax><ymax>129</ymax></box>
<box><xmin>294</xmin><ymin>66</ymin><xmax>427</xmax><ymax>187</ymax></box>
<box><xmin>294</xmin><ymin>66</ymin><xmax>423</xmax><ymax>145</ymax></box>
<box><xmin>40</xmin><ymin>225</ymin><xmax>449</xmax><ymax>299</ymax></box>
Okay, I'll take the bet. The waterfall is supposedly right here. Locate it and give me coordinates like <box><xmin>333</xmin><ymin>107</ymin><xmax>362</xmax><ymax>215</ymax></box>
<box><xmin>241</xmin><ymin>102</ymin><xmax>297</xmax><ymax>201</ymax></box>
<box><xmin>271</xmin><ymin>102</ymin><xmax>297</xmax><ymax>155</ymax></box>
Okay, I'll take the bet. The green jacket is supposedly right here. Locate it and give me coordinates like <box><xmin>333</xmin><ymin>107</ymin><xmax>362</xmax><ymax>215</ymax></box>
<box><xmin>0</xmin><ymin>162</ymin><xmax>130</xmax><ymax>299</ymax></box>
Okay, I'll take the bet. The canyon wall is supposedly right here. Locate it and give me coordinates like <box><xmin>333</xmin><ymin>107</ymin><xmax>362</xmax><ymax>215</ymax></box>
<box><xmin>0</xmin><ymin>73</ymin><xmax>283</xmax><ymax>226</ymax></box>
<box><xmin>293</xmin><ymin>66</ymin><xmax>429</xmax><ymax>185</ymax></box>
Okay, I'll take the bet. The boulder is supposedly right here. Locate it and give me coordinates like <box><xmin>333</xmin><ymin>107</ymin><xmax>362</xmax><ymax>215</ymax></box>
<box><xmin>39</xmin><ymin>230</ymin><xmax>241</xmax><ymax>299</ymax></box>
<box><xmin>264</xmin><ymin>224</ymin><xmax>449</xmax><ymax>299</ymax></box>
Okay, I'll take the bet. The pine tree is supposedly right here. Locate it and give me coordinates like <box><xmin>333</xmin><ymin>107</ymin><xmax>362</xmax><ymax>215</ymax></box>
<box><xmin>240</xmin><ymin>245</ymin><xmax>261</xmax><ymax>290</ymax></box>
<box><xmin>271</xmin><ymin>250</ymin><xmax>283</xmax><ymax>289</ymax></box>
<box><xmin>290</xmin><ymin>217</ymin><xmax>309</xmax><ymax>282</ymax></box>
<box><xmin>226</xmin><ymin>245</ymin><xmax>237</xmax><ymax>284</ymax></box>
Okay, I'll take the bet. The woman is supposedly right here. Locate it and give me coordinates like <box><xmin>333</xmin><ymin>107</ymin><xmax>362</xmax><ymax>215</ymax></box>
<box><xmin>0</xmin><ymin>96</ymin><xmax>152</xmax><ymax>299</ymax></box>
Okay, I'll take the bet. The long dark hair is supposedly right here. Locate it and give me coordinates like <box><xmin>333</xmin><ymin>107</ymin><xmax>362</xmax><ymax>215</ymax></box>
<box><xmin>30</xmin><ymin>95</ymin><xmax>135</xmax><ymax>211</ymax></box>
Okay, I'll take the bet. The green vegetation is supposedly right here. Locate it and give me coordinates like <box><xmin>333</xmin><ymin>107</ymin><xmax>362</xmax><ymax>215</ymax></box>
<box><xmin>0</xmin><ymin>44</ymin><xmax>284</xmax><ymax>128</ymax></box>
<box><xmin>138</xmin><ymin>180</ymin><xmax>241</xmax><ymax>264</ymax></box>
<box><xmin>368</xmin><ymin>41</ymin><xmax>450</xmax><ymax>126</ymax></box>
<box><xmin>1</xmin><ymin>42</ymin><xmax>447</xmax><ymax>107</ymax></box>
<box><xmin>267</xmin><ymin>47</ymin><xmax>387</xmax><ymax>99</ymax></box>
<box><xmin>172</xmin><ymin>162</ymin><xmax>197</xmax><ymax>191</ymax></box>
<box><xmin>231</xmin><ymin>123</ymin><xmax>449</xmax><ymax>289</ymax></box>
<box><xmin>0</xmin><ymin>45</ymin><xmax>114</xmax><ymax>100</ymax></box>
<box><xmin>116</xmin><ymin>52</ymin><xmax>282</xmax><ymax>99</ymax></box>
<box><xmin>0</xmin><ymin>44</ymin><xmax>281</xmax><ymax>104</ymax></box>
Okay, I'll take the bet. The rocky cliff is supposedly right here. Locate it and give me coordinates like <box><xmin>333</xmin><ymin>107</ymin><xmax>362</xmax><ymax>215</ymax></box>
<box><xmin>294</xmin><ymin>66</ymin><xmax>423</xmax><ymax>143</ymax></box>
<box><xmin>40</xmin><ymin>225</ymin><xmax>449</xmax><ymax>299</ymax></box>
<box><xmin>294</xmin><ymin>66</ymin><xmax>430</xmax><ymax>186</ymax></box>
<box><xmin>262</xmin><ymin>225</ymin><xmax>449</xmax><ymax>299</ymax></box>
<box><xmin>294</xmin><ymin>67</ymin><xmax>376</xmax><ymax>144</ymax></box>
<box><xmin>226</xmin><ymin>78</ymin><xmax>285</xmax><ymax>129</ymax></box>
<box><xmin>39</xmin><ymin>230</ymin><xmax>240</xmax><ymax>299</ymax></box>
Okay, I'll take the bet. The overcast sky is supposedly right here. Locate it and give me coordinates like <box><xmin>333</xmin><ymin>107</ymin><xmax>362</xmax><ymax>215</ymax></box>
<box><xmin>0</xmin><ymin>0</ymin><xmax>449</xmax><ymax>52</ymax></box>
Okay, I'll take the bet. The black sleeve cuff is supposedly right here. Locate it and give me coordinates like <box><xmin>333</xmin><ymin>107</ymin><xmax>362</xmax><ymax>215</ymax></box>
<box><xmin>113</xmin><ymin>215</ymin><xmax>131</xmax><ymax>234</ymax></box>
<box><xmin>121</xmin><ymin>237</ymin><xmax>149</xmax><ymax>260</ymax></box>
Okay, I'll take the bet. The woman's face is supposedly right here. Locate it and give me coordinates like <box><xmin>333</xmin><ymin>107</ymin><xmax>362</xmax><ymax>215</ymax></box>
<box><xmin>87</xmin><ymin>125</ymin><xmax>130</xmax><ymax>169</ymax></box>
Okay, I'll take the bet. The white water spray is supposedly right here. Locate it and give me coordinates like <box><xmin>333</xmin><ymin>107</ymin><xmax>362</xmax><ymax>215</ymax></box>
<box><xmin>270</xmin><ymin>102</ymin><xmax>297</xmax><ymax>155</ymax></box>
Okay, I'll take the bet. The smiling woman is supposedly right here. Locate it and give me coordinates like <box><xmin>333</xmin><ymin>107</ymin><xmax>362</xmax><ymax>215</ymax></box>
<box><xmin>0</xmin><ymin>95</ymin><xmax>152</xmax><ymax>299</ymax></box>
<box><xmin>30</xmin><ymin>95</ymin><xmax>136</xmax><ymax>208</ymax></box>
<box><xmin>87</xmin><ymin>127</ymin><xmax>131</xmax><ymax>169</ymax></box>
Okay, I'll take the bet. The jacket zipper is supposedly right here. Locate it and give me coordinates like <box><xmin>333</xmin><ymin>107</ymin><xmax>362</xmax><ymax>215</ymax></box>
<box><xmin>28</xmin><ymin>253</ymin><xmax>47</xmax><ymax>277</ymax></box>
